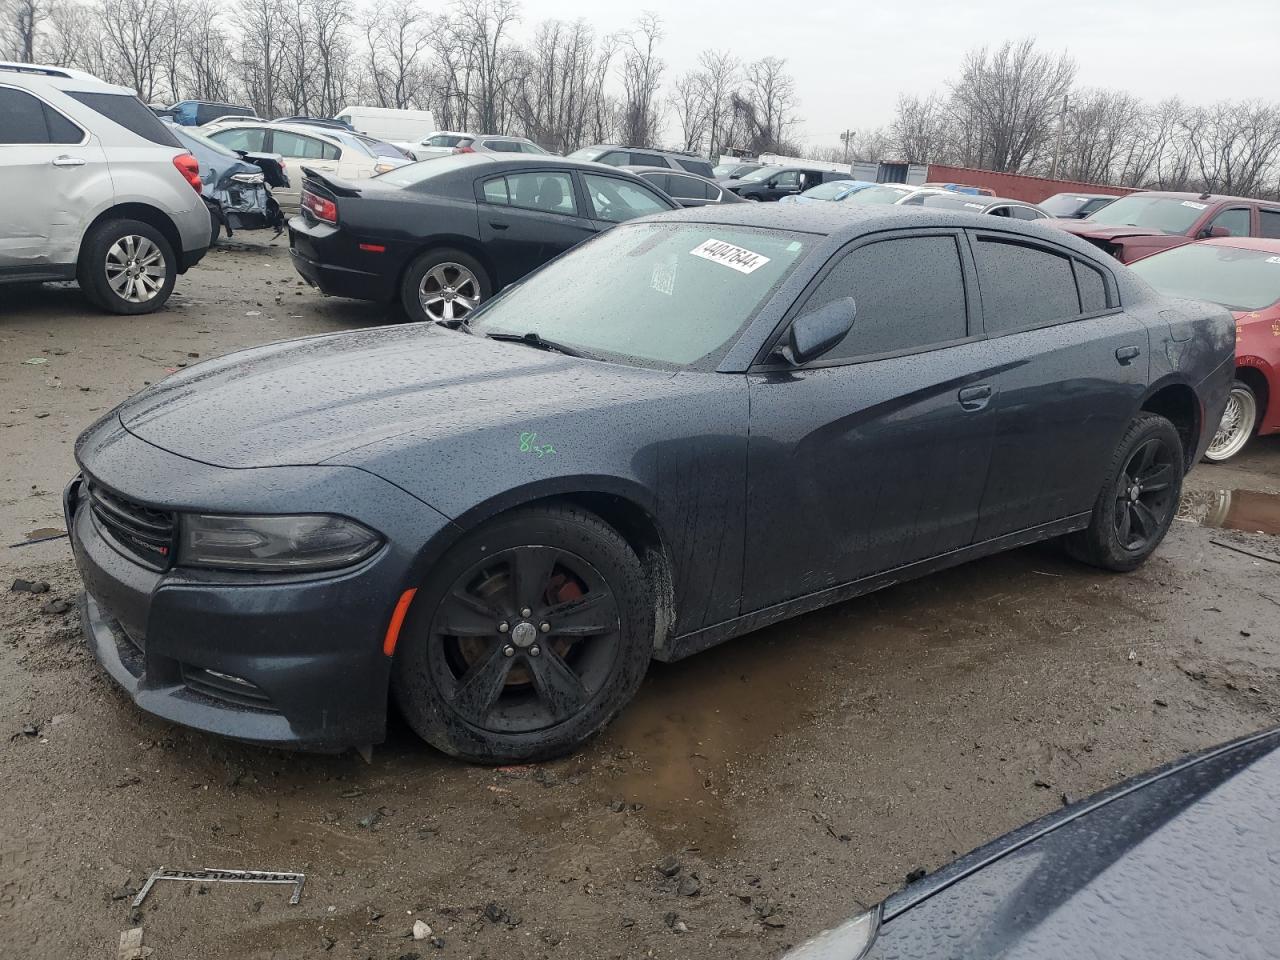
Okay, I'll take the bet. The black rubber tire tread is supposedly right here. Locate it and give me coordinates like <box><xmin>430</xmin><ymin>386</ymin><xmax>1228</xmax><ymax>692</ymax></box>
<box><xmin>1065</xmin><ymin>412</ymin><xmax>1184</xmax><ymax>572</ymax></box>
<box><xmin>397</xmin><ymin>247</ymin><xmax>491</xmax><ymax>324</ymax></box>
<box><xmin>392</xmin><ymin>502</ymin><xmax>653</xmax><ymax>763</ymax></box>
<box><xmin>77</xmin><ymin>218</ymin><xmax>177</xmax><ymax>315</ymax></box>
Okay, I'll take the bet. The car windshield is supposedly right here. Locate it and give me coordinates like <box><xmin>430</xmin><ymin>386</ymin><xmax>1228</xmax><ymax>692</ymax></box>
<box><xmin>1041</xmin><ymin>194</ymin><xmax>1093</xmax><ymax>216</ymax></box>
<box><xmin>801</xmin><ymin>181</ymin><xmax>856</xmax><ymax>200</ymax></box>
<box><xmin>467</xmin><ymin>222</ymin><xmax>809</xmax><ymax>367</ymax></box>
<box><xmin>847</xmin><ymin>185</ymin><xmax>911</xmax><ymax>205</ymax></box>
<box><xmin>566</xmin><ymin>147</ymin><xmax>602</xmax><ymax>161</ymax></box>
<box><xmin>1129</xmin><ymin>243</ymin><xmax>1280</xmax><ymax>312</ymax></box>
<box><xmin>1085</xmin><ymin>195</ymin><xmax>1207</xmax><ymax>233</ymax></box>
<box><xmin>739</xmin><ymin>166</ymin><xmax>778</xmax><ymax>182</ymax></box>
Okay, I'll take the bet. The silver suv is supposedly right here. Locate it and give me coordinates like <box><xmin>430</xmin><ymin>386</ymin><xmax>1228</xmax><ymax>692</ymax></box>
<box><xmin>0</xmin><ymin>62</ymin><xmax>211</xmax><ymax>314</ymax></box>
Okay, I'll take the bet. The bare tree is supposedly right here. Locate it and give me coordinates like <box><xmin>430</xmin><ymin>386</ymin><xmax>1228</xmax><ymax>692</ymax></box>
<box><xmin>511</xmin><ymin>18</ymin><xmax>616</xmax><ymax>151</ymax></box>
<box><xmin>451</xmin><ymin>0</ymin><xmax>520</xmax><ymax>133</ymax></box>
<box><xmin>697</xmin><ymin>49</ymin><xmax>739</xmax><ymax>158</ymax></box>
<box><xmin>735</xmin><ymin>55</ymin><xmax>798</xmax><ymax>154</ymax></box>
<box><xmin>364</xmin><ymin>0</ymin><xmax>430</xmax><ymax>108</ymax></box>
<box><xmin>100</xmin><ymin>0</ymin><xmax>175</xmax><ymax>100</ymax></box>
<box><xmin>619</xmin><ymin>12</ymin><xmax>663</xmax><ymax>146</ymax></box>
<box><xmin>890</xmin><ymin>92</ymin><xmax>950</xmax><ymax>163</ymax></box>
<box><xmin>2</xmin><ymin>0</ymin><xmax>47</xmax><ymax>61</ymax></box>
<box><xmin>236</xmin><ymin>0</ymin><xmax>286</xmax><ymax>116</ymax></box>
<box><xmin>669</xmin><ymin>67</ymin><xmax>711</xmax><ymax>153</ymax></box>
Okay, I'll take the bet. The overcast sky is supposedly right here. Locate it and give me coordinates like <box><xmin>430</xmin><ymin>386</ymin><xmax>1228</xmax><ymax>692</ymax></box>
<box><xmin>515</xmin><ymin>0</ymin><xmax>1280</xmax><ymax>148</ymax></box>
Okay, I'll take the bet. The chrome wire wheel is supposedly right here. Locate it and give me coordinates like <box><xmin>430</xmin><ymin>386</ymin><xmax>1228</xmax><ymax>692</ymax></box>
<box><xmin>426</xmin><ymin>545</ymin><xmax>622</xmax><ymax>734</ymax></box>
<box><xmin>418</xmin><ymin>261</ymin><xmax>480</xmax><ymax>322</ymax></box>
<box><xmin>1113</xmin><ymin>436</ymin><xmax>1177</xmax><ymax>552</ymax></box>
<box><xmin>104</xmin><ymin>235</ymin><xmax>167</xmax><ymax>304</ymax></box>
<box><xmin>1205</xmin><ymin>383</ymin><xmax>1257</xmax><ymax>462</ymax></box>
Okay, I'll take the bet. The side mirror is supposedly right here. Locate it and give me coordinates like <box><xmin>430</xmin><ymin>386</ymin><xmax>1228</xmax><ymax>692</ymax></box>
<box><xmin>1204</xmin><ymin>225</ymin><xmax>1230</xmax><ymax>239</ymax></box>
<box><xmin>778</xmin><ymin>298</ymin><xmax>857</xmax><ymax>366</ymax></box>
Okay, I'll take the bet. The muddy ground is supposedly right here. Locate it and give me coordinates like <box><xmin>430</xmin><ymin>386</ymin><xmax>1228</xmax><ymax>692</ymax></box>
<box><xmin>2</xmin><ymin>241</ymin><xmax>1278</xmax><ymax>960</ymax></box>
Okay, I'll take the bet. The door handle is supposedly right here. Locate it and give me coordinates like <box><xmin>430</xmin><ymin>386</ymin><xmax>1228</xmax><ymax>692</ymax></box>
<box><xmin>1115</xmin><ymin>345</ymin><xmax>1141</xmax><ymax>365</ymax></box>
<box><xmin>488</xmin><ymin>221</ymin><xmax>509</xmax><ymax>230</ymax></box>
<box><xmin>958</xmin><ymin>384</ymin><xmax>992</xmax><ymax>410</ymax></box>
<box><xmin>52</xmin><ymin>155</ymin><xmax>86</xmax><ymax>167</ymax></box>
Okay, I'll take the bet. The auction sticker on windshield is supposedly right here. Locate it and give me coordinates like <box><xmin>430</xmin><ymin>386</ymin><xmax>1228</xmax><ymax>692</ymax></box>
<box><xmin>690</xmin><ymin>238</ymin><xmax>770</xmax><ymax>274</ymax></box>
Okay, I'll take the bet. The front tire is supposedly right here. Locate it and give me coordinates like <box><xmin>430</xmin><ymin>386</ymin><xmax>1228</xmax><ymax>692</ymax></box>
<box><xmin>399</xmin><ymin>247</ymin><xmax>491</xmax><ymax>324</ymax></box>
<box><xmin>392</xmin><ymin>504</ymin><xmax>653</xmax><ymax>763</ymax></box>
<box><xmin>1065</xmin><ymin>413</ymin><xmax>1183</xmax><ymax>572</ymax></box>
<box><xmin>1203</xmin><ymin>379</ymin><xmax>1258</xmax><ymax>463</ymax></box>
<box><xmin>77</xmin><ymin>219</ymin><xmax>177</xmax><ymax>315</ymax></box>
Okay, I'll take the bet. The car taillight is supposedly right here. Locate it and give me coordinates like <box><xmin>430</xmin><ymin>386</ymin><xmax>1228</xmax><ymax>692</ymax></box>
<box><xmin>453</xmin><ymin>145</ymin><xmax>475</xmax><ymax>154</ymax></box>
<box><xmin>302</xmin><ymin>189</ymin><xmax>338</xmax><ymax>224</ymax></box>
<box><xmin>172</xmin><ymin>152</ymin><xmax>202</xmax><ymax>193</ymax></box>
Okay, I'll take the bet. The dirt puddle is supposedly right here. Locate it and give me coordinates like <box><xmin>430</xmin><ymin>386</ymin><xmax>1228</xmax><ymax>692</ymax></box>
<box><xmin>1178</xmin><ymin>488</ymin><xmax>1280</xmax><ymax>536</ymax></box>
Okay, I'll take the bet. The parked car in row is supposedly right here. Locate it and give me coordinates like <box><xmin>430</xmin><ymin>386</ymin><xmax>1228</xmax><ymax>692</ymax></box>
<box><xmin>620</xmin><ymin>165</ymin><xmax>741</xmax><ymax>207</ymax></box>
<box><xmin>163</xmin><ymin>99</ymin><xmax>256</xmax><ymax>127</ymax></box>
<box><xmin>288</xmin><ymin>154</ymin><xmax>679</xmax><ymax>321</ymax></box>
<box><xmin>70</xmin><ymin>202</ymin><xmax>1232</xmax><ymax>760</ymax></box>
<box><xmin>333</xmin><ymin>105</ymin><xmax>436</xmax><ymax>144</ymax></box>
<box><xmin>1041</xmin><ymin>191</ymin><xmax>1119</xmax><ymax>219</ymax></box>
<box><xmin>0</xmin><ymin>62</ymin><xmax>209</xmax><ymax>314</ymax></box>
<box><xmin>201</xmin><ymin>121</ymin><xmax>409</xmax><ymax>212</ymax></box>
<box><xmin>921</xmin><ymin>181</ymin><xmax>995</xmax><ymax>196</ymax></box>
<box><xmin>1054</xmin><ymin>190</ymin><xmax>1280</xmax><ymax>263</ymax></box>
<box><xmin>785</xmin><ymin>727</ymin><xmax>1280</xmax><ymax>960</ymax></box>
<box><xmin>713</xmin><ymin>160</ymin><xmax>764</xmax><ymax>181</ymax></box>
<box><xmin>1129</xmin><ymin>237</ymin><xmax>1280</xmax><ymax>462</ymax></box>
<box><xmin>169</xmin><ymin>125</ymin><xmax>287</xmax><ymax>244</ymax></box>
<box><xmin>397</xmin><ymin>131</ymin><xmax>548</xmax><ymax>162</ymax></box>
<box><xmin>275</xmin><ymin>115</ymin><xmax>354</xmax><ymax>132</ymax></box>
<box><xmin>918</xmin><ymin>192</ymin><xmax>1051</xmax><ymax>220</ymax></box>
<box><xmin>722</xmin><ymin>166</ymin><xmax>849</xmax><ymax>201</ymax></box>
<box><xmin>780</xmin><ymin>179</ymin><xmax>876</xmax><ymax>204</ymax></box>
<box><xmin>566</xmin><ymin>143</ymin><xmax>715</xmax><ymax>179</ymax></box>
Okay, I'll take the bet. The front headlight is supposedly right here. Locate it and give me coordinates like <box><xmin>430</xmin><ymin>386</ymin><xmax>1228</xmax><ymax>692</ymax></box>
<box><xmin>781</xmin><ymin>906</ymin><xmax>881</xmax><ymax>960</ymax></box>
<box><xmin>178</xmin><ymin>514</ymin><xmax>382</xmax><ymax>572</ymax></box>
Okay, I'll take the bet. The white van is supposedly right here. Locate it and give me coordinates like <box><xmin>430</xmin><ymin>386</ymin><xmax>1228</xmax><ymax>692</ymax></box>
<box><xmin>334</xmin><ymin>106</ymin><xmax>437</xmax><ymax>143</ymax></box>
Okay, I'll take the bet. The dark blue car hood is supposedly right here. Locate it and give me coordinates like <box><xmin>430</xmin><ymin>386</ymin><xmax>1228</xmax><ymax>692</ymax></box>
<box><xmin>116</xmin><ymin>325</ymin><xmax>685</xmax><ymax>469</ymax></box>
<box><xmin>860</xmin><ymin>728</ymin><xmax>1280</xmax><ymax>959</ymax></box>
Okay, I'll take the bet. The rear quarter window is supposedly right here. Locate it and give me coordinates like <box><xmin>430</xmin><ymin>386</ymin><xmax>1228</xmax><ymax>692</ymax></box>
<box><xmin>68</xmin><ymin>91</ymin><xmax>179</xmax><ymax>146</ymax></box>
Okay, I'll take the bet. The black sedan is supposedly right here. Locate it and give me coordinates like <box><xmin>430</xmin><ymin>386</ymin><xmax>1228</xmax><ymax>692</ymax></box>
<box><xmin>287</xmin><ymin>154</ymin><xmax>680</xmax><ymax>322</ymax></box>
<box><xmin>785</xmin><ymin>726</ymin><xmax>1280</xmax><ymax>960</ymax></box>
<box><xmin>68</xmin><ymin>204</ymin><xmax>1233</xmax><ymax>762</ymax></box>
<box><xmin>620</xmin><ymin>165</ymin><xmax>743</xmax><ymax>207</ymax></box>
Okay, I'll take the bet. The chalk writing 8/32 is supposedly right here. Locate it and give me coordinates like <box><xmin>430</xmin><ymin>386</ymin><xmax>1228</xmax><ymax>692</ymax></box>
<box><xmin>519</xmin><ymin>432</ymin><xmax>556</xmax><ymax>457</ymax></box>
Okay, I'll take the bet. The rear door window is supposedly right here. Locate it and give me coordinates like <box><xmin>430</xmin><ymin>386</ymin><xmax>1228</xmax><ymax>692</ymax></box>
<box><xmin>583</xmin><ymin>173</ymin><xmax>671</xmax><ymax>222</ymax></box>
<box><xmin>1010</xmin><ymin>206</ymin><xmax>1045</xmax><ymax>221</ymax></box>
<box><xmin>597</xmin><ymin>150</ymin><xmax>629</xmax><ymax>166</ymax></box>
<box><xmin>67</xmin><ymin>91</ymin><xmax>179</xmax><ymax>146</ymax></box>
<box><xmin>975</xmin><ymin>236</ymin><xmax>1081</xmax><ymax>334</ymax></box>
<box><xmin>639</xmin><ymin>172</ymin><xmax>671</xmax><ymax>193</ymax></box>
<box><xmin>666</xmin><ymin>174</ymin><xmax>712</xmax><ymax>201</ymax></box>
<box><xmin>629</xmin><ymin>150</ymin><xmax>666</xmax><ymax>166</ymax></box>
<box><xmin>674</xmin><ymin>158</ymin><xmax>714</xmax><ymax>177</ymax></box>
<box><xmin>210</xmin><ymin>127</ymin><xmax>267</xmax><ymax>152</ymax></box>
<box><xmin>1261</xmin><ymin>209</ymin><xmax>1280</xmax><ymax>239</ymax></box>
<box><xmin>271</xmin><ymin>130</ymin><xmax>338</xmax><ymax>160</ymax></box>
<box><xmin>802</xmin><ymin>235</ymin><xmax>969</xmax><ymax>361</ymax></box>
<box><xmin>0</xmin><ymin>87</ymin><xmax>83</xmax><ymax>144</ymax></box>
<box><xmin>482</xmin><ymin>139</ymin><xmax>520</xmax><ymax>152</ymax></box>
<box><xmin>504</xmin><ymin>171</ymin><xmax>577</xmax><ymax>216</ymax></box>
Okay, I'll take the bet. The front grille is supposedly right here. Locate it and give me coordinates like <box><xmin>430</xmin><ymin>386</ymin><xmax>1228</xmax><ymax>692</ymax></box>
<box><xmin>181</xmin><ymin>665</ymin><xmax>278</xmax><ymax>712</ymax></box>
<box><xmin>87</xmin><ymin>482</ymin><xmax>175</xmax><ymax>569</ymax></box>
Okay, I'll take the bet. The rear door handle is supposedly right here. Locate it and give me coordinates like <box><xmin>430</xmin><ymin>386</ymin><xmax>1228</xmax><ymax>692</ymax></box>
<box><xmin>488</xmin><ymin>221</ymin><xmax>509</xmax><ymax>230</ymax></box>
<box><xmin>958</xmin><ymin>384</ymin><xmax>992</xmax><ymax>410</ymax></box>
<box><xmin>1115</xmin><ymin>345</ymin><xmax>1141</xmax><ymax>365</ymax></box>
<box><xmin>52</xmin><ymin>155</ymin><xmax>86</xmax><ymax>167</ymax></box>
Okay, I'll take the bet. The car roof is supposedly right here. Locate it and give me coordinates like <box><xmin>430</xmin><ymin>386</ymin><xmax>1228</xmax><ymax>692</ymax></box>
<box><xmin>1128</xmin><ymin>189</ymin><xmax>1276</xmax><ymax>206</ymax></box>
<box><xmin>1046</xmin><ymin>191</ymin><xmax>1116</xmax><ymax>199</ymax></box>
<box><xmin>0</xmin><ymin>60</ymin><xmax>134</xmax><ymax>94</ymax></box>
<box><xmin>620</xmin><ymin>164</ymin><xmax>713</xmax><ymax>178</ymax></box>
<box><xmin>208</xmin><ymin>120</ymin><xmax>344</xmax><ymax>143</ymax></box>
<box><xmin>1202</xmin><ymin>236</ymin><xmax>1280</xmax><ymax>254</ymax></box>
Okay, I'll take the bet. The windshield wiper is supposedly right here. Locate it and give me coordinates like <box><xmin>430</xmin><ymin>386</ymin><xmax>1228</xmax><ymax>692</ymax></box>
<box><xmin>485</xmin><ymin>331</ymin><xmax>587</xmax><ymax>358</ymax></box>
<box><xmin>434</xmin><ymin>317</ymin><xmax>474</xmax><ymax>334</ymax></box>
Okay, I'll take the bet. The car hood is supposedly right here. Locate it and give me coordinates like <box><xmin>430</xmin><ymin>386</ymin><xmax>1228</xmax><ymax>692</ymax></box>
<box><xmin>1051</xmin><ymin>220</ymin><xmax>1169</xmax><ymax>240</ymax></box>
<box><xmin>854</xmin><ymin>728</ymin><xmax>1280</xmax><ymax>959</ymax></box>
<box><xmin>117</xmin><ymin>325</ymin><xmax>679</xmax><ymax>469</ymax></box>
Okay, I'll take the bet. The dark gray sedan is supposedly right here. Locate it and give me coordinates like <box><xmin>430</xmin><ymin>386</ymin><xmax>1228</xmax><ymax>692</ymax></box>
<box><xmin>785</xmin><ymin>727</ymin><xmax>1280</xmax><ymax>960</ymax></box>
<box><xmin>67</xmin><ymin>204</ymin><xmax>1234</xmax><ymax>761</ymax></box>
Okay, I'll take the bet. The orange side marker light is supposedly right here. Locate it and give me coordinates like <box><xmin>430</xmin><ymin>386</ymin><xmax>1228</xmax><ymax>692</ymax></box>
<box><xmin>383</xmin><ymin>588</ymin><xmax>418</xmax><ymax>656</ymax></box>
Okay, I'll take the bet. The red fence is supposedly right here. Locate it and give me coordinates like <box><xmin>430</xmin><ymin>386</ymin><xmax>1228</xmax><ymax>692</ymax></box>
<box><xmin>924</xmin><ymin>164</ymin><xmax>1138</xmax><ymax>204</ymax></box>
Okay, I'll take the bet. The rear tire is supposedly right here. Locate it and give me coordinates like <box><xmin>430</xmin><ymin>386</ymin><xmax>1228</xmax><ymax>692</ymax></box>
<box><xmin>1065</xmin><ymin>413</ymin><xmax>1184</xmax><ymax>572</ymax></box>
<box><xmin>77</xmin><ymin>219</ymin><xmax>177</xmax><ymax>315</ymax></box>
<box><xmin>392</xmin><ymin>504</ymin><xmax>653</xmax><ymax>763</ymax></box>
<box><xmin>399</xmin><ymin>247</ymin><xmax>491</xmax><ymax>324</ymax></box>
<box><xmin>1202</xmin><ymin>379</ymin><xmax>1257</xmax><ymax>463</ymax></box>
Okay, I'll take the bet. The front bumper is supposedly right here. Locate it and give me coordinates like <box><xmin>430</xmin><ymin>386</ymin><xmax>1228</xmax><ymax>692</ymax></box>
<box><xmin>66</xmin><ymin>418</ymin><xmax>456</xmax><ymax>750</ymax></box>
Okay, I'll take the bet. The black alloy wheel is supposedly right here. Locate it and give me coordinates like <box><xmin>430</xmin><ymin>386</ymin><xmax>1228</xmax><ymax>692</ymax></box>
<box><xmin>1112</xmin><ymin>436</ymin><xmax>1177</xmax><ymax>552</ymax></box>
<box><xmin>393</xmin><ymin>504</ymin><xmax>653</xmax><ymax>762</ymax></box>
<box><xmin>428</xmin><ymin>545</ymin><xmax>620</xmax><ymax>733</ymax></box>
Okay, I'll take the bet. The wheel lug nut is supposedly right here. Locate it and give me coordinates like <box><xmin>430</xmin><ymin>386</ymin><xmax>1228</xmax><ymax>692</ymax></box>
<box><xmin>503</xmin><ymin>645</ymin><xmax>515</xmax><ymax>657</ymax></box>
<box><xmin>520</xmin><ymin>607</ymin><xmax>532</xmax><ymax>618</ymax></box>
<box><xmin>540</xmin><ymin>622</ymin><xmax>550</xmax><ymax>633</ymax></box>
<box><xmin>498</xmin><ymin>621</ymin><xmax>509</xmax><ymax>633</ymax></box>
<box><xmin>529</xmin><ymin>645</ymin><xmax>540</xmax><ymax>657</ymax></box>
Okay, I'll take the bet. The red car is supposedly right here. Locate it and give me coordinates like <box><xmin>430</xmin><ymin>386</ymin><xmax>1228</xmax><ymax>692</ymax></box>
<box><xmin>1129</xmin><ymin>237</ymin><xmax>1280</xmax><ymax>460</ymax></box>
<box><xmin>1053</xmin><ymin>191</ymin><xmax>1280</xmax><ymax>264</ymax></box>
